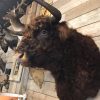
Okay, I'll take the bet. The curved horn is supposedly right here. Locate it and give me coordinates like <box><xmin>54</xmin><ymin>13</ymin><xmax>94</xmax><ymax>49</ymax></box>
<box><xmin>34</xmin><ymin>0</ymin><xmax>62</xmax><ymax>23</ymax></box>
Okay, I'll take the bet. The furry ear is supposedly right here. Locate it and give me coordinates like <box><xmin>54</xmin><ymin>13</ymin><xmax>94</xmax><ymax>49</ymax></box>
<box><xmin>57</xmin><ymin>21</ymin><xmax>70</xmax><ymax>41</ymax></box>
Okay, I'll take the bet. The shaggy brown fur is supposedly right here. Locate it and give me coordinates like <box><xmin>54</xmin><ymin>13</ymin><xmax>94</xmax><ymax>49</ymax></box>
<box><xmin>17</xmin><ymin>16</ymin><xmax>100</xmax><ymax>100</ymax></box>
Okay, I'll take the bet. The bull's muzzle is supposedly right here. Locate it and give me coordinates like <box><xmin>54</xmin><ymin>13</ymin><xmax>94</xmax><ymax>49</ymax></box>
<box><xmin>15</xmin><ymin>52</ymin><xmax>28</xmax><ymax>64</ymax></box>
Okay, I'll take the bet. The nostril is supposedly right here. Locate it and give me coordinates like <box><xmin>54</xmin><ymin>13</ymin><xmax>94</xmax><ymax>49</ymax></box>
<box><xmin>15</xmin><ymin>52</ymin><xmax>24</xmax><ymax>59</ymax></box>
<box><xmin>19</xmin><ymin>53</ymin><xmax>24</xmax><ymax>58</ymax></box>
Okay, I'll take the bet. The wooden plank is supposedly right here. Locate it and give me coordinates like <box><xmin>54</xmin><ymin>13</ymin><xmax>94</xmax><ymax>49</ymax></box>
<box><xmin>42</xmin><ymin>82</ymin><xmax>57</xmax><ymax>97</ymax></box>
<box><xmin>27</xmin><ymin>80</ymin><xmax>57</xmax><ymax>97</ymax></box>
<box><xmin>36</xmin><ymin>4</ymin><xmax>41</xmax><ymax>16</ymax></box>
<box><xmin>26</xmin><ymin>90</ymin><xmax>35</xmax><ymax>100</ymax></box>
<box><xmin>77</xmin><ymin>21</ymin><xmax>100</xmax><ymax>37</ymax></box>
<box><xmin>92</xmin><ymin>36</ymin><xmax>100</xmax><ymax>48</ymax></box>
<box><xmin>16</xmin><ymin>67</ymin><xmax>29</xmax><ymax>94</ymax></box>
<box><xmin>65</xmin><ymin>0</ymin><xmax>100</xmax><ymax>21</ymax></box>
<box><xmin>60</xmin><ymin>14</ymin><xmax>66</xmax><ymax>22</ymax></box>
<box><xmin>27</xmin><ymin>90</ymin><xmax>46</xmax><ymax>100</ymax></box>
<box><xmin>45</xmin><ymin>0</ymin><xmax>53</xmax><ymax>4</ymax></box>
<box><xmin>29</xmin><ymin>70</ymin><xmax>55</xmax><ymax>84</ymax></box>
<box><xmin>9</xmin><ymin>64</ymin><xmax>23</xmax><ymax>82</ymax></box>
<box><xmin>27</xmin><ymin>90</ymin><xmax>59</xmax><ymax>100</ymax></box>
<box><xmin>94</xmin><ymin>40</ymin><xmax>100</xmax><ymax>49</ymax></box>
<box><xmin>53</xmin><ymin>0</ymin><xmax>70</xmax><ymax>8</ymax></box>
<box><xmin>0</xmin><ymin>75</ymin><xmax>5</xmax><ymax>83</ymax></box>
<box><xmin>31</xmin><ymin>92</ymin><xmax>46</xmax><ymax>100</ymax></box>
<box><xmin>53</xmin><ymin>0</ymin><xmax>58</xmax><ymax>3</ymax></box>
<box><xmin>32</xmin><ymin>2</ymin><xmax>38</xmax><ymax>15</ymax></box>
<box><xmin>45</xmin><ymin>96</ymin><xmax>59</xmax><ymax>100</ymax></box>
<box><xmin>44</xmin><ymin>71</ymin><xmax>55</xmax><ymax>82</ymax></box>
<box><xmin>58</xmin><ymin>0</ymin><xmax>88</xmax><ymax>14</ymax></box>
<box><xmin>6</xmin><ymin>51</ymin><xmax>15</xmax><ymax>63</ymax></box>
<box><xmin>29</xmin><ymin>68</ymin><xmax>44</xmax><ymax>88</ymax></box>
<box><xmin>28</xmin><ymin>73</ymin><xmax>33</xmax><ymax>80</ymax></box>
<box><xmin>25</xmin><ymin>3</ymin><xmax>36</xmax><ymax>25</ymax></box>
<box><xmin>68</xmin><ymin>8</ymin><xmax>100</xmax><ymax>29</ymax></box>
<box><xmin>8</xmin><ymin>82</ymin><xmax>17</xmax><ymax>93</ymax></box>
<box><xmin>6</xmin><ymin>62</ymin><xmax>13</xmax><ymax>69</ymax></box>
<box><xmin>93</xmin><ymin>36</ymin><xmax>100</xmax><ymax>41</ymax></box>
<box><xmin>27</xmin><ymin>79</ymin><xmax>43</xmax><ymax>93</ymax></box>
<box><xmin>9</xmin><ymin>53</ymin><xmax>23</xmax><ymax>82</ymax></box>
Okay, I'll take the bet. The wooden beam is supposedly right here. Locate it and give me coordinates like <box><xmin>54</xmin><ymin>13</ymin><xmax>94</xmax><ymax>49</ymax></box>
<box><xmin>42</xmin><ymin>82</ymin><xmax>57</xmax><ymax>97</ymax></box>
<box><xmin>27</xmin><ymin>90</ymin><xmax>59</xmax><ymax>100</ymax></box>
<box><xmin>45</xmin><ymin>0</ymin><xmax>53</xmax><ymax>4</ymax></box>
<box><xmin>44</xmin><ymin>71</ymin><xmax>55</xmax><ymax>82</ymax></box>
<box><xmin>32</xmin><ymin>2</ymin><xmax>38</xmax><ymax>15</ymax></box>
<box><xmin>27</xmin><ymin>90</ymin><xmax>46</xmax><ymax>100</ymax></box>
<box><xmin>36</xmin><ymin>4</ymin><xmax>42</xmax><ymax>16</ymax></box>
<box><xmin>29</xmin><ymin>68</ymin><xmax>44</xmax><ymax>88</ymax></box>
<box><xmin>9</xmin><ymin>54</ymin><xmax>23</xmax><ymax>82</ymax></box>
<box><xmin>27</xmin><ymin>80</ymin><xmax>57</xmax><ymax>97</ymax></box>
<box><xmin>8</xmin><ymin>82</ymin><xmax>17</xmax><ymax>93</ymax></box>
<box><xmin>16</xmin><ymin>67</ymin><xmax>29</xmax><ymax>94</ymax></box>
<box><xmin>68</xmin><ymin>8</ymin><xmax>100</xmax><ymax>28</ymax></box>
<box><xmin>94</xmin><ymin>40</ymin><xmax>100</xmax><ymax>48</ymax></box>
<box><xmin>30</xmin><ymin>91</ymin><xmax>46</xmax><ymax>100</ymax></box>
<box><xmin>9</xmin><ymin>65</ymin><xmax>23</xmax><ymax>82</ymax></box>
<box><xmin>6</xmin><ymin>51</ymin><xmax>15</xmax><ymax>63</ymax></box>
<box><xmin>77</xmin><ymin>21</ymin><xmax>100</xmax><ymax>37</ymax></box>
<box><xmin>53</xmin><ymin>0</ymin><xmax>58</xmax><ymax>3</ymax></box>
<box><xmin>93</xmin><ymin>36</ymin><xmax>100</xmax><ymax>41</ymax></box>
<box><xmin>53</xmin><ymin>0</ymin><xmax>70</xmax><ymax>8</ymax></box>
<box><xmin>65</xmin><ymin>0</ymin><xmax>100</xmax><ymax>21</ymax></box>
<box><xmin>58</xmin><ymin>0</ymin><xmax>89</xmax><ymax>14</ymax></box>
<box><xmin>45</xmin><ymin>96</ymin><xmax>59</xmax><ymax>100</ymax></box>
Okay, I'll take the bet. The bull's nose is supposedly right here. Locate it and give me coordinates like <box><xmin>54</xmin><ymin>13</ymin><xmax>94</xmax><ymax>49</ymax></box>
<box><xmin>16</xmin><ymin>52</ymin><xmax>28</xmax><ymax>62</ymax></box>
<box><xmin>15</xmin><ymin>52</ymin><xmax>24</xmax><ymax>58</ymax></box>
<box><xmin>19</xmin><ymin>53</ymin><xmax>24</xmax><ymax>58</ymax></box>
<box><xmin>15</xmin><ymin>52</ymin><xmax>30</xmax><ymax>67</ymax></box>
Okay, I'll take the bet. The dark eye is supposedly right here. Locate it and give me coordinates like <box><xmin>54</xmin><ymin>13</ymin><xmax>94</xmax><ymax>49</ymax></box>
<box><xmin>37</xmin><ymin>30</ymin><xmax>48</xmax><ymax>40</ymax></box>
<box><xmin>40</xmin><ymin>30</ymin><xmax>48</xmax><ymax>38</ymax></box>
<box><xmin>41</xmin><ymin>30</ymin><xmax>48</xmax><ymax>35</ymax></box>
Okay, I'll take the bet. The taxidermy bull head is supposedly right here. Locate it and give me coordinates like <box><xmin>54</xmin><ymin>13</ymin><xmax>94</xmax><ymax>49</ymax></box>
<box><xmin>8</xmin><ymin>0</ymin><xmax>100</xmax><ymax>100</ymax></box>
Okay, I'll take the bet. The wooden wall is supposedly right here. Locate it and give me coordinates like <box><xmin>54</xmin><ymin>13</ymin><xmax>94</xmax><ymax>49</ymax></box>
<box><xmin>57</xmin><ymin>0</ymin><xmax>100</xmax><ymax>48</ymax></box>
